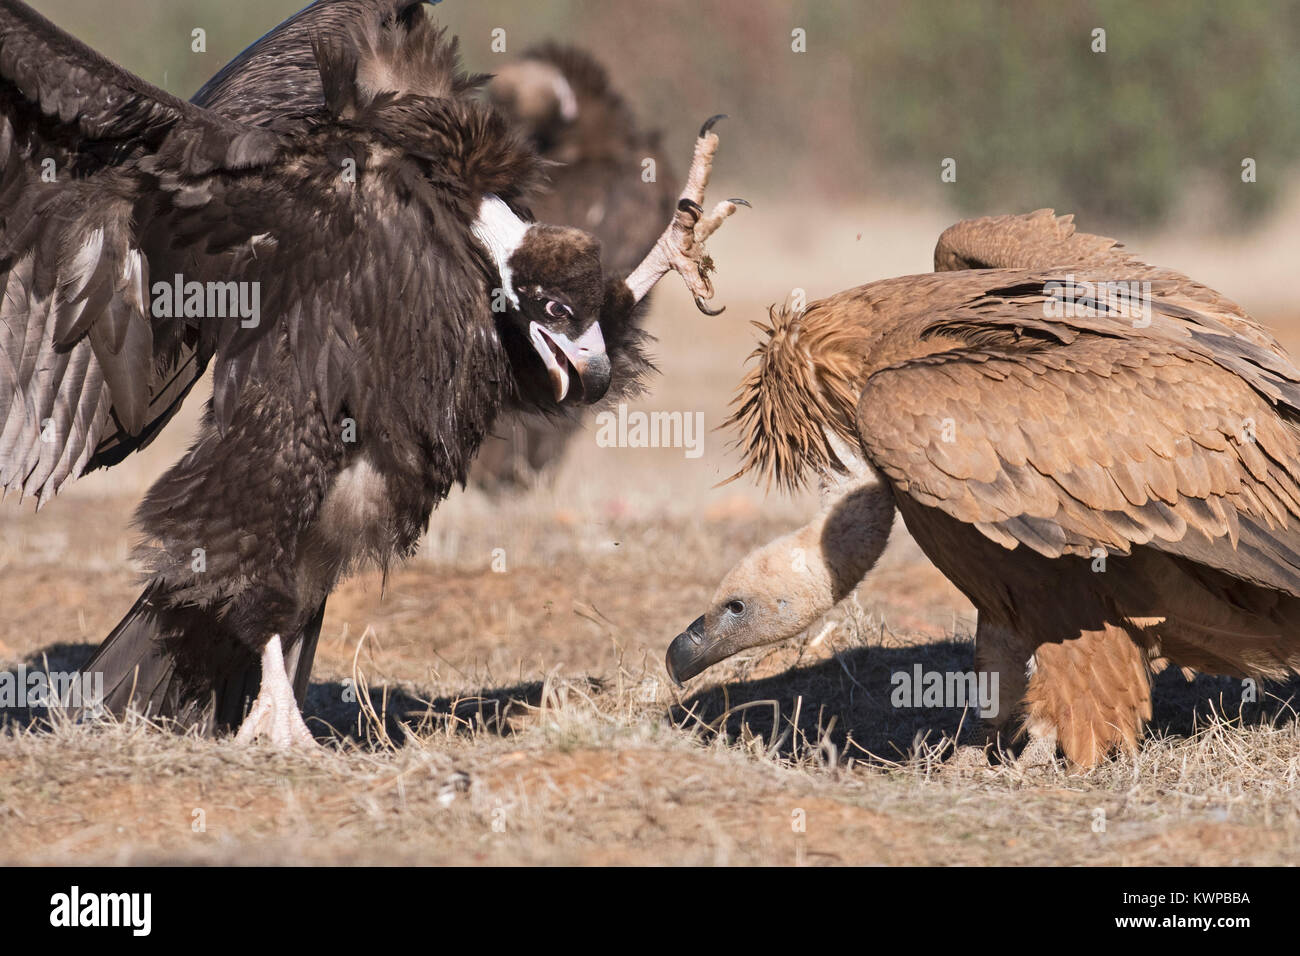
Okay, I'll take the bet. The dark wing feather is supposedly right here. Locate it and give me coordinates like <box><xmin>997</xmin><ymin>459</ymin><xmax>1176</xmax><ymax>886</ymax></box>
<box><xmin>192</xmin><ymin>0</ymin><xmax>434</xmax><ymax>126</ymax></box>
<box><xmin>2</xmin><ymin>0</ymin><xmax>534</xmax><ymax>507</ymax></box>
<box><xmin>0</xmin><ymin>0</ymin><xmax>281</xmax><ymax>505</ymax></box>
<box><xmin>92</xmin><ymin>2</ymin><xmax>439</xmax><ymax>470</ymax></box>
<box><xmin>857</xmin><ymin>288</ymin><xmax>1300</xmax><ymax>598</ymax></box>
<box><xmin>0</xmin><ymin>0</ymin><xmax>276</xmax><ymax>174</ymax></box>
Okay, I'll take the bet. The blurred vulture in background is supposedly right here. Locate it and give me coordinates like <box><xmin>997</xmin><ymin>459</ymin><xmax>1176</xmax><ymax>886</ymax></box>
<box><xmin>0</xmin><ymin>0</ymin><xmax>742</xmax><ymax>745</ymax></box>
<box><xmin>472</xmin><ymin>44</ymin><xmax>681</xmax><ymax>490</ymax></box>
<box><xmin>668</xmin><ymin>209</ymin><xmax>1300</xmax><ymax>769</ymax></box>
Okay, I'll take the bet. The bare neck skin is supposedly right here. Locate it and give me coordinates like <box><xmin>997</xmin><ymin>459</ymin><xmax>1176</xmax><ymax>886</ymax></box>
<box><xmin>666</xmin><ymin>431</ymin><xmax>896</xmax><ymax>683</ymax></box>
<box><xmin>751</xmin><ymin>432</ymin><xmax>897</xmax><ymax>635</ymax></box>
<box><xmin>804</xmin><ymin>474</ymin><xmax>894</xmax><ymax>610</ymax></box>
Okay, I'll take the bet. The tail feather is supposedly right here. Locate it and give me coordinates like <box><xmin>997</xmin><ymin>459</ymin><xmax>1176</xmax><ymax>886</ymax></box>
<box><xmin>78</xmin><ymin>584</ymin><xmax>327</xmax><ymax>735</ymax></box>
<box><xmin>78</xmin><ymin>584</ymin><xmax>205</xmax><ymax>728</ymax></box>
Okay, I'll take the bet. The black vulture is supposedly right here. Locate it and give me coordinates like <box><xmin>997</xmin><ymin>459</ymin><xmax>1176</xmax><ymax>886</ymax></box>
<box><xmin>472</xmin><ymin>43</ymin><xmax>682</xmax><ymax>490</ymax></box>
<box><xmin>0</xmin><ymin>0</ymin><xmax>742</xmax><ymax>745</ymax></box>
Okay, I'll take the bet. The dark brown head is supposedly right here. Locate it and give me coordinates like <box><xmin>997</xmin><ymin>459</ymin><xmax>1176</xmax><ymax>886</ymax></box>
<box><xmin>472</xmin><ymin>197</ymin><xmax>611</xmax><ymax>406</ymax></box>
<box><xmin>508</xmin><ymin>224</ymin><xmax>610</xmax><ymax>404</ymax></box>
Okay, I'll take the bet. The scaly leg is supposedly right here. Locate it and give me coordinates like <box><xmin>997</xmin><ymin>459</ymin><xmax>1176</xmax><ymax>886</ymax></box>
<box><xmin>624</xmin><ymin>115</ymin><xmax>747</xmax><ymax>313</ymax></box>
<box><xmin>234</xmin><ymin>634</ymin><xmax>317</xmax><ymax>748</ymax></box>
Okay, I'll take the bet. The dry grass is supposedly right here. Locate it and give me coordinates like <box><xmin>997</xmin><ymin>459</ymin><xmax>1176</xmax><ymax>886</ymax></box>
<box><xmin>4</xmin><ymin>500</ymin><xmax>1300</xmax><ymax>865</ymax></box>
<box><xmin>4</xmin><ymin>201</ymin><xmax>1300</xmax><ymax>865</ymax></box>
<box><xmin>2</xmin><ymin>627</ymin><xmax>1298</xmax><ymax>865</ymax></box>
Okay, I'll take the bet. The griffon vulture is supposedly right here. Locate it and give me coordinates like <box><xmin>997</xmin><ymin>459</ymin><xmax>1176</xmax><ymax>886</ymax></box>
<box><xmin>472</xmin><ymin>42</ymin><xmax>682</xmax><ymax>490</ymax></box>
<box><xmin>0</xmin><ymin>0</ymin><xmax>742</xmax><ymax>745</ymax></box>
<box><xmin>667</xmin><ymin>209</ymin><xmax>1300</xmax><ymax>768</ymax></box>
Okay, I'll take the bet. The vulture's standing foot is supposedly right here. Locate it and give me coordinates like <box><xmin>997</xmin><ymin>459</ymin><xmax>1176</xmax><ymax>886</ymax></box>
<box><xmin>234</xmin><ymin>634</ymin><xmax>317</xmax><ymax>749</ymax></box>
<box><xmin>944</xmin><ymin>743</ymin><xmax>994</xmax><ymax>773</ymax></box>
<box><xmin>1012</xmin><ymin>731</ymin><xmax>1061</xmax><ymax>774</ymax></box>
<box><xmin>623</xmin><ymin>115</ymin><xmax>747</xmax><ymax>310</ymax></box>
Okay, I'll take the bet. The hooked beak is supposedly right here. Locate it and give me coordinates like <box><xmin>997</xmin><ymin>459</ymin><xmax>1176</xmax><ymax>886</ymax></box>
<box><xmin>529</xmin><ymin>320</ymin><xmax>611</xmax><ymax>404</ymax></box>
<box><xmin>665</xmin><ymin>615</ymin><xmax>723</xmax><ymax>687</ymax></box>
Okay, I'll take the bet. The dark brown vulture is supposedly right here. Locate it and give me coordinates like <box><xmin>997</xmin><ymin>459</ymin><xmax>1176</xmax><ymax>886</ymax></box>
<box><xmin>667</xmin><ymin>209</ymin><xmax>1300</xmax><ymax>768</ymax></box>
<box><xmin>471</xmin><ymin>43</ymin><xmax>682</xmax><ymax>490</ymax></box>
<box><xmin>0</xmin><ymin>0</ymin><xmax>742</xmax><ymax>745</ymax></box>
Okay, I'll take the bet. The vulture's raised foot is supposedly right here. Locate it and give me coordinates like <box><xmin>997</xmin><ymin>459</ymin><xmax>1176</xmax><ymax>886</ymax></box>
<box><xmin>624</xmin><ymin>115</ymin><xmax>746</xmax><ymax>311</ymax></box>
<box><xmin>234</xmin><ymin>634</ymin><xmax>318</xmax><ymax>749</ymax></box>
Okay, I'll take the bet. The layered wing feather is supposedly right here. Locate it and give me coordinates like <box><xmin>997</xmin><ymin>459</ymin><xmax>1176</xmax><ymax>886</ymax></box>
<box><xmin>0</xmin><ymin>0</ymin><xmax>515</xmax><ymax>507</ymax></box>
<box><xmin>856</xmin><ymin>278</ymin><xmax>1300</xmax><ymax>597</ymax></box>
<box><xmin>88</xmin><ymin>0</ymin><xmax>440</xmax><ymax>473</ymax></box>
<box><xmin>193</xmin><ymin>0</ymin><xmax>435</xmax><ymax>127</ymax></box>
<box><xmin>0</xmin><ymin>0</ymin><xmax>285</xmax><ymax>505</ymax></box>
<box><xmin>934</xmin><ymin>207</ymin><xmax>1289</xmax><ymax>359</ymax></box>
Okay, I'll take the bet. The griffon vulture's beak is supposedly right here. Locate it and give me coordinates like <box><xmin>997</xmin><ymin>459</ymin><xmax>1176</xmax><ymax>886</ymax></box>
<box><xmin>665</xmin><ymin>615</ymin><xmax>728</xmax><ymax>686</ymax></box>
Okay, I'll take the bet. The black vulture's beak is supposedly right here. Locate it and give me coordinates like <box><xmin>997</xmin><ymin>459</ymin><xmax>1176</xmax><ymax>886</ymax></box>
<box><xmin>665</xmin><ymin>615</ymin><xmax>716</xmax><ymax>687</ymax></box>
<box><xmin>528</xmin><ymin>320</ymin><xmax>611</xmax><ymax>404</ymax></box>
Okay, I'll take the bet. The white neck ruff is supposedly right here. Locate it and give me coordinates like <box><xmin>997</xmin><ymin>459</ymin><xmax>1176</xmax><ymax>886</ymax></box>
<box><xmin>470</xmin><ymin>194</ymin><xmax>530</xmax><ymax>309</ymax></box>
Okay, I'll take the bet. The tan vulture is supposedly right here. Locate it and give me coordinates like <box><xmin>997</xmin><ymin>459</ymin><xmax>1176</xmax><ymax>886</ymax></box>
<box><xmin>666</xmin><ymin>209</ymin><xmax>1300</xmax><ymax>768</ymax></box>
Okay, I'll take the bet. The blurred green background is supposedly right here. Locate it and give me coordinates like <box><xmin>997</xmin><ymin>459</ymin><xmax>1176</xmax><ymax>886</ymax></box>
<box><xmin>28</xmin><ymin>0</ymin><xmax>1300</xmax><ymax>231</ymax></box>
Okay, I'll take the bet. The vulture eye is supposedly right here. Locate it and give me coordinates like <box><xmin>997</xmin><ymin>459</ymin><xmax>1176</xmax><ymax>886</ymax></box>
<box><xmin>545</xmin><ymin>299</ymin><xmax>573</xmax><ymax>320</ymax></box>
<box><xmin>726</xmin><ymin>600</ymin><xmax>746</xmax><ymax>616</ymax></box>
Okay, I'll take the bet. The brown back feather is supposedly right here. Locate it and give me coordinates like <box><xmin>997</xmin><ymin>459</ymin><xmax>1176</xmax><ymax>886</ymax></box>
<box><xmin>934</xmin><ymin>208</ymin><xmax>1141</xmax><ymax>272</ymax></box>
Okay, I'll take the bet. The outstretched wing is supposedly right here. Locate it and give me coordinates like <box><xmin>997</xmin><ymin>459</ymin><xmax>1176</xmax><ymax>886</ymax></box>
<box><xmin>3</xmin><ymin>0</ymin><xmax>544</xmax><ymax>508</ymax></box>
<box><xmin>78</xmin><ymin>1</ymin><xmax>438</xmax><ymax>473</ymax></box>
<box><xmin>0</xmin><ymin>0</ymin><xmax>276</xmax><ymax>179</ymax></box>
<box><xmin>857</xmin><ymin>277</ymin><xmax>1300</xmax><ymax>598</ymax></box>
<box><xmin>0</xmin><ymin>0</ymin><xmax>281</xmax><ymax>504</ymax></box>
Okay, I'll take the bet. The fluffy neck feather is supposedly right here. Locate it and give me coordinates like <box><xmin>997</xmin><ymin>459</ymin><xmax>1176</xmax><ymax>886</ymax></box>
<box><xmin>725</xmin><ymin>303</ymin><xmax>864</xmax><ymax>491</ymax></box>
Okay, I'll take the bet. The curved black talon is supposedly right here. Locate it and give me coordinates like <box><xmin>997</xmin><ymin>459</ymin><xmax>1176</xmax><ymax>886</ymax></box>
<box><xmin>728</xmin><ymin>198</ymin><xmax>752</xmax><ymax>208</ymax></box>
<box><xmin>699</xmin><ymin>114</ymin><xmax>728</xmax><ymax>137</ymax></box>
<box><xmin>695</xmin><ymin>296</ymin><xmax>726</xmax><ymax>316</ymax></box>
<box><xmin>677</xmin><ymin>198</ymin><xmax>703</xmax><ymax>219</ymax></box>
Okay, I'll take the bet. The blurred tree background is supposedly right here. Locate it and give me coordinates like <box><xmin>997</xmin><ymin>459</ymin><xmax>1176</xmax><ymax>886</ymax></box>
<box><xmin>31</xmin><ymin>0</ymin><xmax>1300</xmax><ymax>231</ymax></box>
